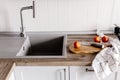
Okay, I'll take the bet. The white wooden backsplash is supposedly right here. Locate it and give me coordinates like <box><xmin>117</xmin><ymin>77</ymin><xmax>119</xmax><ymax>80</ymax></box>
<box><xmin>0</xmin><ymin>0</ymin><xmax>119</xmax><ymax>31</ymax></box>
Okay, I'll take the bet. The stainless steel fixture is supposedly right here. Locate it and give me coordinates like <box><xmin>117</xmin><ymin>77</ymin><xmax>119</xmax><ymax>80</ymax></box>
<box><xmin>20</xmin><ymin>1</ymin><xmax>35</xmax><ymax>37</ymax></box>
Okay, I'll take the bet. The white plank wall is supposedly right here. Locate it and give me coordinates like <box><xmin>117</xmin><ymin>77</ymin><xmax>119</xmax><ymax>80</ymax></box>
<box><xmin>112</xmin><ymin>0</ymin><xmax>120</xmax><ymax>26</ymax></box>
<box><xmin>0</xmin><ymin>0</ymin><xmax>118</xmax><ymax>31</ymax></box>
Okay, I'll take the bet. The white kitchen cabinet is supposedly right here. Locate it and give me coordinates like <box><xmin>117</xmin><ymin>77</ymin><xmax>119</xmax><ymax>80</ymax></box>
<box><xmin>70</xmin><ymin>66</ymin><xmax>116</xmax><ymax>80</ymax></box>
<box><xmin>14</xmin><ymin>66</ymin><xmax>69</xmax><ymax>80</ymax></box>
<box><xmin>10</xmin><ymin>66</ymin><xmax>117</xmax><ymax>80</ymax></box>
<box><xmin>116</xmin><ymin>67</ymin><xmax>120</xmax><ymax>80</ymax></box>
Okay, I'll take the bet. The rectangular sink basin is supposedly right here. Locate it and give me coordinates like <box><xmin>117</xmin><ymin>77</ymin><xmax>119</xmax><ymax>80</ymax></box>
<box><xmin>17</xmin><ymin>32</ymin><xmax>66</xmax><ymax>58</ymax></box>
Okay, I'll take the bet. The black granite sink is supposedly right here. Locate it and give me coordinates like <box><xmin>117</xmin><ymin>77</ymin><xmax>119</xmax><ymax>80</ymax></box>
<box><xmin>26</xmin><ymin>36</ymin><xmax>64</xmax><ymax>56</ymax></box>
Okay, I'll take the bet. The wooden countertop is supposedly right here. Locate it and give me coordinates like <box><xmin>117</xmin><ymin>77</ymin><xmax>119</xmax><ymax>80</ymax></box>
<box><xmin>0</xmin><ymin>34</ymin><xmax>116</xmax><ymax>80</ymax></box>
<box><xmin>0</xmin><ymin>62</ymin><xmax>15</xmax><ymax>80</ymax></box>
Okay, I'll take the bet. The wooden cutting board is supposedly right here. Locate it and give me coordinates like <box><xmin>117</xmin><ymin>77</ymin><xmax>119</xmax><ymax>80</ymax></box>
<box><xmin>69</xmin><ymin>44</ymin><xmax>101</xmax><ymax>54</ymax></box>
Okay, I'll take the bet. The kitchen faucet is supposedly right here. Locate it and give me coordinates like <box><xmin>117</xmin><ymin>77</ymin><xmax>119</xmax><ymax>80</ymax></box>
<box><xmin>20</xmin><ymin>1</ymin><xmax>35</xmax><ymax>37</ymax></box>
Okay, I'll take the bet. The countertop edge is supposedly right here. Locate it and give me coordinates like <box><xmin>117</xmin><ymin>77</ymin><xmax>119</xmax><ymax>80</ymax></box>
<box><xmin>1</xmin><ymin>62</ymin><xmax>16</xmax><ymax>80</ymax></box>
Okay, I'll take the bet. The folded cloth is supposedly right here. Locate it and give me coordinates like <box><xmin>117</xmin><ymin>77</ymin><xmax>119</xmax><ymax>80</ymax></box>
<box><xmin>92</xmin><ymin>38</ymin><xmax>120</xmax><ymax>80</ymax></box>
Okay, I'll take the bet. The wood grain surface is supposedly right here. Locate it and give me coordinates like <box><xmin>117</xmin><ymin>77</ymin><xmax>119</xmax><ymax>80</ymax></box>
<box><xmin>69</xmin><ymin>44</ymin><xmax>101</xmax><ymax>54</ymax></box>
<box><xmin>0</xmin><ymin>62</ymin><xmax>15</xmax><ymax>80</ymax></box>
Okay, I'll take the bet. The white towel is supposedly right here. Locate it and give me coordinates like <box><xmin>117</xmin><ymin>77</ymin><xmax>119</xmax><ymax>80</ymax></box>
<box><xmin>92</xmin><ymin>38</ymin><xmax>120</xmax><ymax>80</ymax></box>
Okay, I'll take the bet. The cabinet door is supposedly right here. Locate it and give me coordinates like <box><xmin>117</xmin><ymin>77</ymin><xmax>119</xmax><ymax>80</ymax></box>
<box><xmin>14</xmin><ymin>66</ymin><xmax>68</xmax><ymax>80</ymax></box>
<box><xmin>70</xmin><ymin>66</ymin><xmax>115</xmax><ymax>80</ymax></box>
<box><xmin>116</xmin><ymin>67</ymin><xmax>120</xmax><ymax>80</ymax></box>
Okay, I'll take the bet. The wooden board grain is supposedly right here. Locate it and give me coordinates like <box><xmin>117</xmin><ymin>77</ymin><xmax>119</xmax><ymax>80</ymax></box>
<box><xmin>69</xmin><ymin>44</ymin><xmax>101</xmax><ymax>54</ymax></box>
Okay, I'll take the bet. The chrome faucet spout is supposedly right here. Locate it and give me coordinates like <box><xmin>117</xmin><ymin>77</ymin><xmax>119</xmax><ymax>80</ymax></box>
<box><xmin>20</xmin><ymin>1</ymin><xmax>35</xmax><ymax>37</ymax></box>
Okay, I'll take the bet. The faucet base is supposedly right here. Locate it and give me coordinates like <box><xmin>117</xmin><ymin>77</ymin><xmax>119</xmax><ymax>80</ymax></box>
<box><xmin>20</xmin><ymin>33</ymin><xmax>25</xmax><ymax>37</ymax></box>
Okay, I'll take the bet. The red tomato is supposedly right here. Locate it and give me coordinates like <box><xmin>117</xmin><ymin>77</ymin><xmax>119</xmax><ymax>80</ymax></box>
<box><xmin>74</xmin><ymin>41</ymin><xmax>81</xmax><ymax>49</ymax></box>
<box><xmin>94</xmin><ymin>36</ymin><xmax>101</xmax><ymax>43</ymax></box>
<box><xmin>102</xmin><ymin>36</ymin><xmax>109</xmax><ymax>42</ymax></box>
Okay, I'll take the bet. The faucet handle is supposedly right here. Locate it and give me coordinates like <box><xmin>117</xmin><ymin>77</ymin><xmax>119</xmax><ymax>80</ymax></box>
<box><xmin>33</xmin><ymin>1</ymin><xmax>35</xmax><ymax>18</ymax></box>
